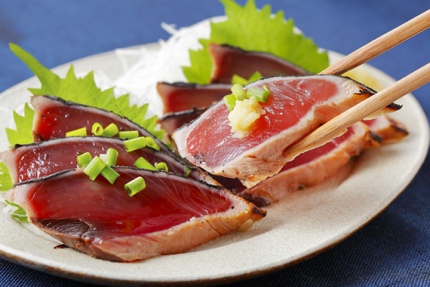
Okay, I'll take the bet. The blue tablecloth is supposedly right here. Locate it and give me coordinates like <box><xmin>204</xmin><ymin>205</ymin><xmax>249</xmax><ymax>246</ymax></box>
<box><xmin>1</xmin><ymin>1</ymin><xmax>429</xmax><ymax>286</ymax></box>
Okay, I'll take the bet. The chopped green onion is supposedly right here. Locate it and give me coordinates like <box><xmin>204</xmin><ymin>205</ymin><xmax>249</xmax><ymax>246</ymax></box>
<box><xmin>223</xmin><ymin>94</ymin><xmax>237</xmax><ymax>111</ymax></box>
<box><xmin>246</xmin><ymin>87</ymin><xmax>270</xmax><ymax>103</ymax></box>
<box><xmin>231</xmin><ymin>83</ymin><xmax>246</xmax><ymax>100</ymax></box>
<box><xmin>77</xmin><ymin>152</ymin><xmax>93</xmax><ymax>167</ymax></box>
<box><xmin>100</xmin><ymin>165</ymin><xmax>120</xmax><ymax>184</ymax></box>
<box><xmin>124</xmin><ymin>176</ymin><xmax>146</xmax><ymax>196</ymax></box>
<box><xmin>248</xmin><ymin>71</ymin><xmax>263</xmax><ymax>83</ymax></box>
<box><xmin>231</xmin><ymin>74</ymin><xmax>248</xmax><ymax>85</ymax></box>
<box><xmin>124</xmin><ymin>137</ymin><xmax>147</xmax><ymax>152</ymax></box>
<box><xmin>104</xmin><ymin>148</ymin><xmax>118</xmax><ymax>166</ymax></box>
<box><xmin>184</xmin><ymin>166</ymin><xmax>191</xmax><ymax>177</ymax></box>
<box><xmin>134</xmin><ymin>157</ymin><xmax>156</xmax><ymax>170</ymax></box>
<box><xmin>155</xmin><ymin>162</ymin><xmax>168</xmax><ymax>172</ymax></box>
<box><xmin>66</xmin><ymin>127</ymin><xmax>87</xmax><ymax>137</ymax></box>
<box><xmin>144</xmin><ymin>137</ymin><xmax>160</xmax><ymax>151</ymax></box>
<box><xmin>92</xmin><ymin>122</ymin><xmax>104</xmax><ymax>136</ymax></box>
<box><xmin>99</xmin><ymin>153</ymin><xmax>108</xmax><ymax>163</ymax></box>
<box><xmin>151</xmin><ymin>129</ymin><xmax>166</xmax><ymax>142</ymax></box>
<box><xmin>83</xmin><ymin>156</ymin><xmax>106</xmax><ymax>181</ymax></box>
<box><xmin>223</xmin><ymin>82</ymin><xmax>271</xmax><ymax>111</ymax></box>
<box><xmin>102</xmin><ymin>123</ymin><xmax>119</xmax><ymax>137</ymax></box>
<box><xmin>231</xmin><ymin>71</ymin><xmax>263</xmax><ymax>85</ymax></box>
<box><xmin>119</xmin><ymin>130</ymin><xmax>139</xmax><ymax>140</ymax></box>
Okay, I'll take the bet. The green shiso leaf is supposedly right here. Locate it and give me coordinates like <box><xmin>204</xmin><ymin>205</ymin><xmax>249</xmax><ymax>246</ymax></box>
<box><xmin>7</xmin><ymin>43</ymin><xmax>165</xmax><ymax>147</ymax></box>
<box><xmin>182</xmin><ymin>0</ymin><xmax>329</xmax><ymax>84</ymax></box>
<box><xmin>0</xmin><ymin>162</ymin><xmax>13</xmax><ymax>192</ymax></box>
<box><xmin>0</xmin><ymin>44</ymin><xmax>166</xmax><ymax>199</ymax></box>
<box><xmin>5</xmin><ymin>103</ymin><xmax>34</xmax><ymax>147</ymax></box>
<box><xmin>4</xmin><ymin>200</ymin><xmax>28</xmax><ymax>223</ymax></box>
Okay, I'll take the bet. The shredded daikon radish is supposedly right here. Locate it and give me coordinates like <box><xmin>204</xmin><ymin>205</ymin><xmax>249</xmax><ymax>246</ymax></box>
<box><xmin>111</xmin><ymin>19</ymin><xmax>213</xmax><ymax>116</ymax></box>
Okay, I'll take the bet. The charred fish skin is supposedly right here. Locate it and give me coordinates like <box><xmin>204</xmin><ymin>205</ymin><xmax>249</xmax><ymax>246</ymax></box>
<box><xmin>208</xmin><ymin>43</ymin><xmax>310</xmax><ymax>84</ymax></box>
<box><xmin>8</xmin><ymin>167</ymin><xmax>266</xmax><ymax>262</ymax></box>
<box><xmin>159</xmin><ymin>107</ymin><xmax>208</xmax><ymax>136</ymax></box>
<box><xmin>31</xmin><ymin>95</ymin><xmax>174</xmax><ymax>155</ymax></box>
<box><xmin>157</xmin><ymin>81</ymin><xmax>231</xmax><ymax>114</ymax></box>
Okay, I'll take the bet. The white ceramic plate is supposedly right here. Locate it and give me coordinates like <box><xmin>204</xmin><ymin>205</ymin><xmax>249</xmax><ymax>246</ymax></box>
<box><xmin>0</xmin><ymin>45</ymin><xmax>428</xmax><ymax>286</ymax></box>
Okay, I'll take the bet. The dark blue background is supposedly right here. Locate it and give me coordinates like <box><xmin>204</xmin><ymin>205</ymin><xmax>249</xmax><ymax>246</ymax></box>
<box><xmin>1</xmin><ymin>1</ymin><xmax>429</xmax><ymax>286</ymax></box>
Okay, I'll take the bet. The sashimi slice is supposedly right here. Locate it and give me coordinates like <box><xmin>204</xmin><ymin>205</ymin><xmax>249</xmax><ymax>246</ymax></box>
<box><xmin>208</xmin><ymin>43</ymin><xmax>309</xmax><ymax>84</ymax></box>
<box><xmin>157</xmin><ymin>82</ymin><xmax>231</xmax><ymax>113</ymax></box>
<box><xmin>173</xmin><ymin>75</ymin><xmax>400</xmax><ymax>187</ymax></box>
<box><xmin>6</xmin><ymin>167</ymin><xmax>265</xmax><ymax>262</ymax></box>
<box><xmin>159</xmin><ymin>108</ymin><xmax>207</xmax><ymax>136</ymax></box>
<box><xmin>157</xmin><ymin>83</ymin><xmax>230</xmax><ymax>135</ymax></box>
<box><xmin>238</xmin><ymin>122</ymin><xmax>380</xmax><ymax>206</ymax></box>
<box><xmin>0</xmin><ymin>137</ymin><xmax>208</xmax><ymax>184</ymax></box>
<box><xmin>31</xmin><ymin>95</ymin><xmax>171</xmax><ymax>154</ymax></box>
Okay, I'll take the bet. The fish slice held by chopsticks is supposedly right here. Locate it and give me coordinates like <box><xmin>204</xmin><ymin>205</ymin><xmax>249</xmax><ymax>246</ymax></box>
<box><xmin>173</xmin><ymin>74</ymin><xmax>400</xmax><ymax>188</ymax></box>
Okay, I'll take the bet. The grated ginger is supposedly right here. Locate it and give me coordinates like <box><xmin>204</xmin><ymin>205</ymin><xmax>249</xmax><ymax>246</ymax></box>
<box><xmin>228</xmin><ymin>96</ymin><xmax>265</xmax><ymax>138</ymax></box>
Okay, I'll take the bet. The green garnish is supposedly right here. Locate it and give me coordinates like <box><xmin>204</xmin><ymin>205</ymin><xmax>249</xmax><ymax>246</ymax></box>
<box><xmin>124</xmin><ymin>136</ymin><xmax>160</xmax><ymax>152</ymax></box>
<box><xmin>231</xmin><ymin>71</ymin><xmax>263</xmax><ymax>85</ymax></box>
<box><xmin>78</xmin><ymin>149</ymin><xmax>119</xmax><ymax>184</ymax></box>
<box><xmin>4</xmin><ymin>200</ymin><xmax>28</xmax><ymax>223</ymax></box>
<box><xmin>102</xmin><ymin>123</ymin><xmax>119</xmax><ymax>137</ymax></box>
<box><xmin>223</xmin><ymin>83</ymin><xmax>271</xmax><ymax>111</ymax></box>
<box><xmin>182</xmin><ymin>0</ymin><xmax>329</xmax><ymax>84</ymax></box>
<box><xmin>5</xmin><ymin>103</ymin><xmax>34</xmax><ymax>147</ymax></box>
<box><xmin>92</xmin><ymin>122</ymin><xmax>104</xmax><ymax>136</ymax></box>
<box><xmin>184</xmin><ymin>166</ymin><xmax>191</xmax><ymax>177</ymax></box>
<box><xmin>100</xmin><ymin>165</ymin><xmax>120</xmax><ymax>185</ymax></box>
<box><xmin>124</xmin><ymin>137</ymin><xmax>147</xmax><ymax>152</ymax></box>
<box><xmin>155</xmin><ymin>162</ymin><xmax>169</xmax><ymax>172</ymax></box>
<box><xmin>119</xmin><ymin>130</ymin><xmax>139</xmax><ymax>140</ymax></box>
<box><xmin>83</xmin><ymin>156</ymin><xmax>106</xmax><ymax>181</ymax></box>
<box><xmin>223</xmin><ymin>94</ymin><xmax>237</xmax><ymax>111</ymax></box>
<box><xmin>124</xmin><ymin>176</ymin><xmax>146</xmax><ymax>196</ymax></box>
<box><xmin>104</xmin><ymin>148</ymin><xmax>119</xmax><ymax>166</ymax></box>
<box><xmin>231</xmin><ymin>84</ymin><xmax>246</xmax><ymax>100</ymax></box>
<box><xmin>247</xmin><ymin>87</ymin><xmax>270</xmax><ymax>103</ymax></box>
<box><xmin>134</xmin><ymin>157</ymin><xmax>156</xmax><ymax>170</ymax></box>
<box><xmin>144</xmin><ymin>137</ymin><xmax>160</xmax><ymax>151</ymax></box>
<box><xmin>77</xmin><ymin>152</ymin><xmax>93</xmax><ymax>167</ymax></box>
<box><xmin>7</xmin><ymin>44</ymin><xmax>166</xmax><ymax>147</ymax></box>
<box><xmin>0</xmin><ymin>162</ymin><xmax>13</xmax><ymax>192</ymax></box>
<box><xmin>66</xmin><ymin>127</ymin><xmax>87</xmax><ymax>137</ymax></box>
<box><xmin>134</xmin><ymin>157</ymin><xmax>168</xmax><ymax>172</ymax></box>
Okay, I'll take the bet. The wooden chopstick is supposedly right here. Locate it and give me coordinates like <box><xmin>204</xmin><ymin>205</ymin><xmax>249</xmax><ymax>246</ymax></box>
<box><xmin>285</xmin><ymin>62</ymin><xmax>430</xmax><ymax>158</ymax></box>
<box><xmin>283</xmin><ymin>9</ymin><xmax>430</xmax><ymax>158</ymax></box>
<box><xmin>320</xmin><ymin>9</ymin><xmax>430</xmax><ymax>75</ymax></box>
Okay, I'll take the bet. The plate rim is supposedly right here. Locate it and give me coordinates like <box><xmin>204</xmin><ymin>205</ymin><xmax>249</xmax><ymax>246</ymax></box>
<box><xmin>0</xmin><ymin>44</ymin><xmax>428</xmax><ymax>286</ymax></box>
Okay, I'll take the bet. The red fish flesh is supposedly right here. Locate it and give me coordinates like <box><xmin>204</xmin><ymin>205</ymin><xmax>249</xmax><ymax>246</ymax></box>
<box><xmin>6</xmin><ymin>167</ymin><xmax>265</xmax><ymax>262</ymax></box>
<box><xmin>208</xmin><ymin>43</ymin><xmax>309</xmax><ymax>84</ymax></box>
<box><xmin>0</xmin><ymin>137</ymin><xmax>209</xmax><ymax>184</ymax></box>
<box><xmin>157</xmin><ymin>82</ymin><xmax>231</xmax><ymax>113</ymax></box>
<box><xmin>173</xmin><ymin>75</ymin><xmax>400</xmax><ymax>187</ymax></box>
<box><xmin>157</xmin><ymin>82</ymin><xmax>231</xmax><ymax>135</ymax></box>
<box><xmin>159</xmin><ymin>108</ymin><xmax>207</xmax><ymax>136</ymax></box>
<box><xmin>238</xmin><ymin>122</ymin><xmax>380</xmax><ymax>206</ymax></box>
<box><xmin>237</xmin><ymin>114</ymin><xmax>408</xmax><ymax>206</ymax></box>
<box><xmin>31</xmin><ymin>95</ymin><xmax>172</xmax><ymax>154</ymax></box>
